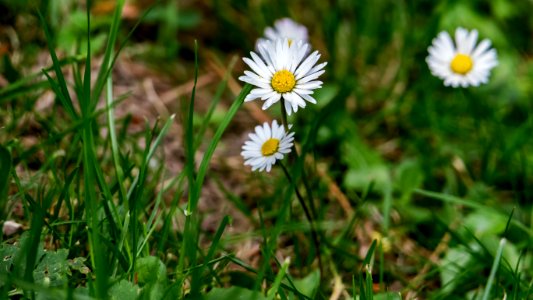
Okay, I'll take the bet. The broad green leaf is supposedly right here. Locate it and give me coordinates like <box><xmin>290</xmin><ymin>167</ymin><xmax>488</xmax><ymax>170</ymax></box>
<box><xmin>33</xmin><ymin>249</ymin><xmax>69</xmax><ymax>287</ymax></box>
<box><xmin>464</xmin><ymin>209</ymin><xmax>507</xmax><ymax>236</ymax></box>
<box><xmin>136</xmin><ymin>256</ymin><xmax>167</xmax><ymax>300</ymax></box>
<box><xmin>109</xmin><ymin>279</ymin><xmax>139</xmax><ymax>300</ymax></box>
<box><xmin>374</xmin><ymin>292</ymin><xmax>402</xmax><ymax>300</ymax></box>
<box><xmin>203</xmin><ymin>287</ymin><xmax>268</xmax><ymax>300</ymax></box>
<box><xmin>136</xmin><ymin>256</ymin><xmax>166</xmax><ymax>286</ymax></box>
<box><xmin>344</xmin><ymin>166</ymin><xmax>389</xmax><ymax>193</ymax></box>
<box><xmin>394</xmin><ymin>159</ymin><xmax>424</xmax><ymax>202</ymax></box>
<box><xmin>341</xmin><ymin>129</ymin><xmax>390</xmax><ymax>193</ymax></box>
<box><xmin>314</xmin><ymin>83</ymin><xmax>340</xmax><ymax>109</ymax></box>
<box><xmin>0</xmin><ymin>244</ymin><xmax>17</xmax><ymax>280</ymax></box>
<box><xmin>439</xmin><ymin>246</ymin><xmax>474</xmax><ymax>295</ymax></box>
<box><xmin>292</xmin><ymin>270</ymin><xmax>320</xmax><ymax>299</ymax></box>
<box><xmin>12</xmin><ymin>231</ymin><xmax>45</xmax><ymax>279</ymax></box>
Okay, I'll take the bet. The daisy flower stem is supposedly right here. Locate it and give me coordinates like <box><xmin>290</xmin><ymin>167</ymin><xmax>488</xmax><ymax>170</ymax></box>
<box><xmin>280</xmin><ymin>98</ymin><xmax>290</xmax><ymax>132</ymax></box>
<box><xmin>280</xmin><ymin>98</ymin><xmax>318</xmax><ymax>219</ymax></box>
<box><xmin>279</xmin><ymin>161</ymin><xmax>323</xmax><ymax>276</ymax></box>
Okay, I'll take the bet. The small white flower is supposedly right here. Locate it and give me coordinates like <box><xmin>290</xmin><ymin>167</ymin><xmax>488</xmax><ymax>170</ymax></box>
<box><xmin>2</xmin><ymin>220</ymin><xmax>22</xmax><ymax>236</ymax></box>
<box><xmin>426</xmin><ymin>27</ymin><xmax>498</xmax><ymax>88</ymax></box>
<box><xmin>263</xmin><ymin>18</ymin><xmax>308</xmax><ymax>45</ymax></box>
<box><xmin>241</xmin><ymin>120</ymin><xmax>294</xmax><ymax>172</ymax></box>
<box><xmin>239</xmin><ymin>39</ymin><xmax>326</xmax><ymax>115</ymax></box>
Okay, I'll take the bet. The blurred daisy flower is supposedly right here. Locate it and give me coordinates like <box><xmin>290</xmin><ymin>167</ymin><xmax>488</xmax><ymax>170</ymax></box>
<box><xmin>239</xmin><ymin>39</ymin><xmax>326</xmax><ymax>115</ymax></box>
<box><xmin>241</xmin><ymin>120</ymin><xmax>294</xmax><ymax>172</ymax></box>
<box><xmin>426</xmin><ymin>27</ymin><xmax>498</xmax><ymax>88</ymax></box>
<box><xmin>262</xmin><ymin>18</ymin><xmax>308</xmax><ymax>45</ymax></box>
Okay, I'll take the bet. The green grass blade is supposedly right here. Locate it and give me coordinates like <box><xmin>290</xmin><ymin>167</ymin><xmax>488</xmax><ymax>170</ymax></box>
<box><xmin>113</xmin><ymin>211</ymin><xmax>131</xmax><ymax>277</ymax></box>
<box><xmin>21</xmin><ymin>195</ymin><xmax>45</xmax><ymax>286</ymax></box>
<box><xmin>190</xmin><ymin>83</ymin><xmax>252</xmax><ymax>212</ymax></box>
<box><xmin>82</xmin><ymin>125</ymin><xmax>108</xmax><ymax>298</ymax></box>
<box><xmin>122</xmin><ymin>115</ymin><xmax>174</xmax><ymax>281</ymax></box>
<box><xmin>363</xmin><ymin>240</ymin><xmax>377</xmax><ymax>267</ymax></box>
<box><xmin>41</xmin><ymin>69</ymin><xmax>76</xmax><ymax>119</ymax></box>
<box><xmin>0</xmin><ymin>144</ymin><xmax>12</xmax><ymax>211</ymax></box>
<box><xmin>90</xmin><ymin>0</ymin><xmax>125</xmax><ymax>109</ymax></box>
<box><xmin>0</xmin><ymin>55</ymin><xmax>83</xmax><ymax>103</ymax></box>
<box><xmin>37</xmin><ymin>11</ymin><xmax>77</xmax><ymax>119</ymax></box>
<box><xmin>146</xmin><ymin>173</ymin><xmax>168</xmax><ymax>232</ymax></box>
<box><xmin>266</xmin><ymin>258</ymin><xmax>290</xmax><ymax>300</ymax></box>
<box><xmin>80</xmin><ymin>5</ymin><xmax>107</xmax><ymax>289</ymax></box>
<box><xmin>0</xmin><ymin>80</ymin><xmax>49</xmax><ymax>104</ymax></box>
<box><xmin>365</xmin><ymin>267</ymin><xmax>373</xmax><ymax>300</ymax></box>
<box><xmin>105</xmin><ymin>49</ymin><xmax>127</xmax><ymax>205</ymax></box>
<box><xmin>137</xmin><ymin>171</ymin><xmax>169</xmax><ymax>258</ymax></box>
<box><xmin>482</xmin><ymin>238</ymin><xmax>506</xmax><ymax>300</ymax></box>
<box><xmin>179</xmin><ymin>83</ymin><xmax>252</xmax><ymax>295</ymax></box>
<box><xmin>157</xmin><ymin>173</ymin><xmax>186</xmax><ymax>254</ymax></box>
<box><xmin>201</xmin><ymin>215</ymin><xmax>230</xmax><ymax>283</ymax></box>
<box><xmin>89</xmin><ymin>0</ymin><xmax>157</xmax><ymax>113</ymax></box>
<box><xmin>415</xmin><ymin>189</ymin><xmax>532</xmax><ymax>236</ymax></box>
<box><xmin>178</xmin><ymin>41</ymin><xmax>201</xmax><ymax>295</ymax></box>
<box><xmin>193</xmin><ymin>56</ymin><xmax>238</xmax><ymax>150</ymax></box>
<box><xmin>503</xmin><ymin>207</ymin><xmax>515</xmax><ymax>237</ymax></box>
<box><xmin>185</xmin><ymin>41</ymin><xmax>199</xmax><ymax>211</ymax></box>
<box><xmin>81</xmin><ymin>2</ymin><xmax>91</xmax><ymax>115</ymax></box>
<box><xmin>255</xmin><ymin>171</ymin><xmax>294</xmax><ymax>290</ymax></box>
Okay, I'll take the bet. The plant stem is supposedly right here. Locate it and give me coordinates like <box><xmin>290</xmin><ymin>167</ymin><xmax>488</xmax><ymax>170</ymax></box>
<box><xmin>279</xmin><ymin>99</ymin><xmax>318</xmax><ymax>219</ymax></box>
<box><xmin>279</xmin><ymin>162</ymin><xmax>323</xmax><ymax>276</ymax></box>
<box><xmin>280</xmin><ymin>98</ymin><xmax>290</xmax><ymax>132</ymax></box>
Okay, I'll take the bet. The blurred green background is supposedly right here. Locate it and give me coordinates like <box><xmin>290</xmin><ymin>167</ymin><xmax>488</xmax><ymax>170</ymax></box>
<box><xmin>0</xmin><ymin>0</ymin><xmax>532</xmax><ymax>298</ymax></box>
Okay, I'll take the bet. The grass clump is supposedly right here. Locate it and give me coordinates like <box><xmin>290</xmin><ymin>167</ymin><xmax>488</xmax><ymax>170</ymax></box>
<box><xmin>0</xmin><ymin>0</ymin><xmax>531</xmax><ymax>299</ymax></box>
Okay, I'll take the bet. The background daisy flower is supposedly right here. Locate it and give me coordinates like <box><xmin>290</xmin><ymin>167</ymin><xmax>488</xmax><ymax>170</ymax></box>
<box><xmin>239</xmin><ymin>39</ymin><xmax>327</xmax><ymax>115</ymax></box>
<box><xmin>426</xmin><ymin>27</ymin><xmax>498</xmax><ymax>88</ymax></box>
<box><xmin>263</xmin><ymin>18</ymin><xmax>308</xmax><ymax>44</ymax></box>
<box><xmin>241</xmin><ymin>120</ymin><xmax>294</xmax><ymax>172</ymax></box>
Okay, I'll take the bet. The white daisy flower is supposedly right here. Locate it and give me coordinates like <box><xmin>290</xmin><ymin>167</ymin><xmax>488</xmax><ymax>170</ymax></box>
<box><xmin>239</xmin><ymin>39</ymin><xmax>327</xmax><ymax>115</ymax></box>
<box><xmin>241</xmin><ymin>120</ymin><xmax>294</xmax><ymax>172</ymax></box>
<box><xmin>263</xmin><ymin>18</ymin><xmax>308</xmax><ymax>45</ymax></box>
<box><xmin>426</xmin><ymin>27</ymin><xmax>498</xmax><ymax>88</ymax></box>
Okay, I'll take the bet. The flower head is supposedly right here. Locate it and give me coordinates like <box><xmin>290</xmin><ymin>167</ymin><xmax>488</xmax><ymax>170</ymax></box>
<box><xmin>241</xmin><ymin>120</ymin><xmax>294</xmax><ymax>172</ymax></box>
<box><xmin>239</xmin><ymin>39</ymin><xmax>326</xmax><ymax>115</ymax></box>
<box><xmin>263</xmin><ymin>18</ymin><xmax>308</xmax><ymax>45</ymax></box>
<box><xmin>426</xmin><ymin>27</ymin><xmax>498</xmax><ymax>88</ymax></box>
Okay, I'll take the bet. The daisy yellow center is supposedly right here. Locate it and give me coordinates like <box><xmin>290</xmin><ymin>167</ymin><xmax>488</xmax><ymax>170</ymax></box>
<box><xmin>261</xmin><ymin>138</ymin><xmax>279</xmax><ymax>156</ymax></box>
<box><xmin>450</xmin><ymin>54</ymin><xmax>473</xmax><ymax>75</ymax></box>
<box><xmin>271</xmin><ymin>70</ymin><xmax>296</xmax><ymax>93</ymax></box>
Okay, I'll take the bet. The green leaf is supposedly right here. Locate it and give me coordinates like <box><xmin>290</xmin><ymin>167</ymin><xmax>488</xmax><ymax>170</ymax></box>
<box><xmin>292</xmin><ymin>270</ymin><xmax>320</xmax><ymax>299</ymax></box>
<box><xmin>439</xmin><ymin>246</ymin><xmax>473</xmax><ymax>295</ymax></box>
<box><xmin>394</xmin><ymin>159</ymin><xmax>424</xmax><ymax>202</ymax></box>
<box><xmin>344</xmin><ymin>166</ymin><xmax>389</xmax><ymax>193</ymax></box>
<box><xmin>314</xmin><ymin>83</ymin><xmax>339</xmax><ymax>109</ymax></box>
<box><xmin>109</xmin><ymin>280</ymin><xmax>139</xmax><ymax>300</ymax></box>
<box><xmin>136</xmin><ymin>257</ymin><xmax>167</xmax><ymax>300</ymax></box>
<box><xmin>374</xmin><ymin>292</ymin><xmax>402</xmax><ymax>300</ymax></box>
<box><xmin>341</xmin><ymin>129</ymin><xmax>390</xmax><ymax>193</ymax></box>
<box><xmin>203</xmin><ymin>287</ymin><xmax>268</xmax><ymax>300</ymax></box>
<box><xmin>68</xmin><ymin>257</ymin><xmax>91</xmax><ymax>275</ymax></box>
<box><xmin>135</xmin><ymin>256</ymin><xmax>166</xmax><ymax>286</ymax></box>
<box><xmin>464</xmin><ymin>209</ymin><xmax>507</xmax><ymax>236</ymax></box>
<box><xmin>33</xmin><ymin>249</ymin><xmax>69</xmax><ymax>287</ymax></box>
<box><xmin>0</xmin><ymin>244</ymin><xmax>17</xmax><ymax>283</ymax></box>
<box><xmin>14</xmin><ymin>230</ymin><xmax>46</xmax><ymax>280</ymax></box>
